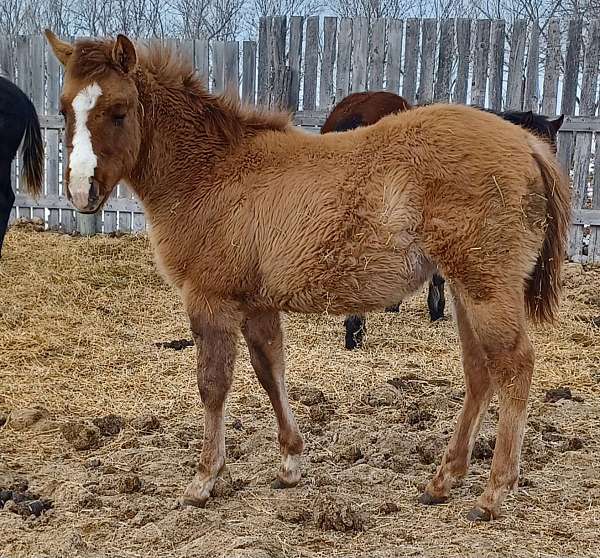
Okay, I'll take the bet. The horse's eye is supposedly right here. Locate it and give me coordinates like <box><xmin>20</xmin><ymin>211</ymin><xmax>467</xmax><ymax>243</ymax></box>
<box><xmin>113</xmin><ymin>114</ymin><xmax>126</xmax><ymax>127</ymax></box>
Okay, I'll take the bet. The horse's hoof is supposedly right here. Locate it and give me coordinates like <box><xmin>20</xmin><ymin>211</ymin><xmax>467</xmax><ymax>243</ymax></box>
<box><xmin>419</xmin><ymin>491</ymin><xmax>448</xmax><ymax>505</ymax></box>
<box><xmin>271</xmin><ymin>478</ymin><xmax>296</xmax><ymax>489</ymax></box>
<box><xmin>466</xmin><ymin>506</ymin><xmax>492</xmax><ymax>522</ymax></box>
<box><xmin>178</xmin><ymin>495</ymin><xmax>208</xmax><ymax>508</ymax></box>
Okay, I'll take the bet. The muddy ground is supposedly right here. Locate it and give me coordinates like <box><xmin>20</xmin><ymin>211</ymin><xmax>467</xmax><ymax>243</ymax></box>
<box><xmin>1</xmin><ymin>226</ymin><xmax>599</xmax><ymax>557</ymax></box>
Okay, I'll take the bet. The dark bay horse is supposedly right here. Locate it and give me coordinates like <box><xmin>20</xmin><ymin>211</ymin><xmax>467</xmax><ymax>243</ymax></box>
<box><xmin>322</xmin><ymin>91</ymin><xmax>565</xmax><ymax>350</ymax></box>
<box><xmin>46</xmin><ymin>31</ymin><xmax>570</xmax><ymax>521</ymax></box>
<box><xmin>0</xmin><ymin>76</ymin><xmax>44</xmax><ymax>256</ymax></box>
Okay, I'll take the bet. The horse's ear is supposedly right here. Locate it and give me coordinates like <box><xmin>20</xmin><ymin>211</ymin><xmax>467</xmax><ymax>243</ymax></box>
<box><xmin>551</xmin><ymin>114</ymin><xmax>565</xmax><ymax>132</ymax></box>
<box><xmin>44</xmin><ymin>29</ymin><xmax>73</xmax><ymax>66</ymax></box>
<box><xmin>112</xmin><ymin>34</ymin><xmax>137</xmax><ymax>74</ymax></box>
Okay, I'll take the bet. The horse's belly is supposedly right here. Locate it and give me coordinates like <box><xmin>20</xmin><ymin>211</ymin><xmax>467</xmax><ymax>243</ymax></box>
<box><xmin>263</xmin><ymin>242</ymin><xmax>432</xmax><ymax>315</ymax></box>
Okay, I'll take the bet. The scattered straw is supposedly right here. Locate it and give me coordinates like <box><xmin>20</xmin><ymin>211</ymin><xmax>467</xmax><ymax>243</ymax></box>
<box><xmin>0</xmin><ymin>226</ymin><xmax>599</xmax><ymax>557</ymax></box>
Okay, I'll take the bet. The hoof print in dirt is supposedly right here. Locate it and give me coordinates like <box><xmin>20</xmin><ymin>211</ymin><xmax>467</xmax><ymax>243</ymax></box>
<box><xmin>337</xmin><ymin>444</ymin><xmax>363</xmax><ymax>464</ymax></box>
<box><xmin>308</xmin><ymin>404</ymin><xmax>333</xmax><ymax>424</ymax></box>
<box><xmin>154</xmin><ymin>339</ymin><xmax>194</xmax><ymax>350</ymax></box>
<box><xmin>276</xmin><ymin>502</ymin><xmax>312</xmax><ymax>524</ymax></box>
<box><xmin>61</xmin><ymin>421</ymin><xmax>102</xmax><ymax>451</ymax></box>
<box><xmin>9</xmin><ymin>407</ymin><xmax>51</xmax><ymax>431</ymax></box>
<box><xmin>0</xmin><ymin>486</ymin><xmax>53</xmax><ymax>518</ymax></box>
<box><xmin>407</xmin><ymin>406</ymin><xmax>434</xmax><ymax>428</ymax></box>
<box><xmin>314</xmin><ymin>495</ymin><xmax>366</xmax><ymax>532</ymax></box>
<box><xmin>232</xmin><ymin>418</ymin><xmax>243</xmax><ymax>430</ymax></box>
<box><xmin>362</xmin><ymin>384</ymin><xmax>398</xmax><ymax>407</ymax></box>
<box><xmin>289</xmin><ymin>386</ymin><xmax>326</xmax><ymax>407</ymax></box>
<box><xmin>416</xmin><ymin>436</ymin><xmax>447</xmax><ymax>465</ymax></box>
<box><xmin>118</xmin><ymin>475</ymin><xmax>142</xmax><ymax>494</ymax></box>
<box><xmin>519</xmin><ymin>477</ymin><xmax>535</xmax><ymax>488</ymax></box>
<box><xmin>92</xmin><ymin>414</ymin><xmax>125</xmax><ymax>437</ymax></box>
<box><xmin>544</xmin><ymin>386</ymin><xmax>583</xmax><ymax>403</ymax></box>
<box><xmin>211</xmin><ymin>478</ymin><xmax>235</xmax><ymax>500</ymax></box>
<box><xmin>471</xmin><ymin>437</ymin><xmax>495</xmax><ymax>461</ymax></box>
<box><xmin>378</xmin><ymin>501</ymin><xmax>399</xmax><ymax>515</ymax></box>
<box><xmin>561</xmin><ymin>437</ymin><xmax>585</xmax><ymax>452</ymax></box>
<box><xmin>130</xmin><ymin>414</ymin><xmax>161</xmax><ymax>433</ymax></box>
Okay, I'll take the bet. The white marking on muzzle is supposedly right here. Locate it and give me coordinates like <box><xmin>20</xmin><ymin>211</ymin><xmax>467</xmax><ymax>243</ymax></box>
<box><xmin>69</xmin><ymin>82</ymin><xmax>102</xmax><ymax>209</ymax></box>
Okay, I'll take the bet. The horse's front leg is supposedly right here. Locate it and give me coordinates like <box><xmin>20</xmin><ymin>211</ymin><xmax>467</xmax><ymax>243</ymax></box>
<box><xmin>242</xmin><ymin>310</ymin><xmax>304</xmax><ymax>487</ymax></box>
<box><xmin>182</xmin><ymin>315</ymin><xmax>238</xmax><ymax>507</ymax></box>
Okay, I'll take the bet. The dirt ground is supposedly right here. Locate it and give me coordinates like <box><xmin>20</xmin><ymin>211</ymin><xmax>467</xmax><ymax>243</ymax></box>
<box><xmin>1</xmin><ymin>225</ymin><xmax>599</xmax><ymax>558</ymax></box>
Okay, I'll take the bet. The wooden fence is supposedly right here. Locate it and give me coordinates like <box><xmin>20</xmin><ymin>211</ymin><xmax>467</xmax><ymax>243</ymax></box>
<box><xmin>1</xmin><ymin>16</ymin><xmax>600</xmax><ymax>263</ymax></box>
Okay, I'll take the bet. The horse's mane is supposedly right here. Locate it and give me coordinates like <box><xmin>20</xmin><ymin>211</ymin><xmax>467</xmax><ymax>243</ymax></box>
<box><xmin>70</xmin><ymin>38</ymin><xmax>292</xmax><ymax>142</ymax></box>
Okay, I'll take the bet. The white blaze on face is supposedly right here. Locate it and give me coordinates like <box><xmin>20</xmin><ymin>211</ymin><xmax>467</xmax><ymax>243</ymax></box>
<box><xmin>69</xmin><ymin>82</ymin><xmax>102</xmax><ymax>209</ymax></box>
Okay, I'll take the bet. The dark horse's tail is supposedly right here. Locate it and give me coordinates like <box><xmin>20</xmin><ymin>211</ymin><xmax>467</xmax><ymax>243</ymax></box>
<box><xmin>20</xmin><ymin>97</ymin><xmax>44</xmax><ymax>198</ymax></box>
<box><xmin>525</xmin><ymin>136</ymin><xmax>571</xmax><ymax>324</ymax></box>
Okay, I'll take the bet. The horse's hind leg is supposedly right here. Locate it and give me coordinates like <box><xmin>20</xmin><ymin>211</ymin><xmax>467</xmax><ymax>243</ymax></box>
<box><xmin>344</xmin><ymin>313</ymin><xmax>366</xmax><ymax>350</ymax></box>
<box><xmin>422</xmin><ymin>286</ymin><xmax>534</xmax><ymax>520</ymax></box>
<box><xmin>427</xmin><ymin>274</ymin><xmax>446</xmax><ymax>321</ymax></box>
<box><xmin>468</xmin><ymin>310</ymin><xmax>533</xmax><ymax>521</ymax></box>
<box><xmin>242</xmin><ymin>310</ymin><xmax>304</xmax><ymax>488</ymax></box>
<box><xmin>182</xmin><ymin>315</ymin><xmax>238</xmax><ymax>507</ymax></box>
<box><xmin>420</xmin><ymin>291</ymin><xmax>493</xmax><ymax>505</ymax></box>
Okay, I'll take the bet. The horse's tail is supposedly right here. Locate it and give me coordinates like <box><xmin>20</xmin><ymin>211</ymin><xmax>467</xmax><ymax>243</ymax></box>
<box><xmin>524</xmin><ymin>136</ymin><xmax>571</xmax><ymax>324</ymax></box>
<box><xmin>20</xmin><ymin>97</ymin><xmax>44</xmax><ymax>198</ymax></box>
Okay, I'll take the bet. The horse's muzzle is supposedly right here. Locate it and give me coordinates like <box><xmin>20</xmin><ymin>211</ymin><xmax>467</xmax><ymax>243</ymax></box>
<box><xmin>68</xmin><ymin>177</ymin><xmax>103</xmax><ymax>213</ymax></box>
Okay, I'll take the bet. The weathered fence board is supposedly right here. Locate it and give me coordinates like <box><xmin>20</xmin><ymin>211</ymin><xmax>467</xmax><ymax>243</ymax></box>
<box><xmin>402</xmin><ymin>18</ymin><xmax>420</xmax><ymax>104</ymax></box>
<box><xmin>506</xmin><ymin>19</ymin><xmax>527</xmax><ymax>110</ymax></box>
<box><xmin>523</xmin><ymin>22</ymin><xmax>540</xmax><ymax>111</ymax></box>
<box><xmin>369</xmin><ymin>18</ymin><xmax>386</xmax><ymax>91</ymax></box>
<box><xmin>288</xmin><ymin>16</ymin><xmax>303</xmax><ymax>110</ymax></box>
<box><xmin>223</xmin><ymin>41</ymin><xmax>239</xmax><ymax>99</ymax></box>
<box><xmin>417</xmin><ymin>19</ymin><xmax>436</xmax><ymax>104</ymax></box>
<box><xmin>434</xmin><ymin>19</ymin><xmax>453</xmax><ymax>102</ymax></box>
<box><xmin>488</xmin><ymin>20</ymin><xmax>505</xmax><ymax>111</ymax></box>
<box><xmin>320</xmin><ymin>17</ymin><xmax>337</xmax><ymax>109</ymax></box>
<box><xmin>454</xmin><ymin>18</ymin><xmax>471</xmax><ymax>104</ymax></box>
<box><xmin>386</xmin><ymin>19</ymin><xmax>402</xmax><ymax>94</ymax></box>
<box><xmin>351</xmin><ymin>17</ymin><xmax>369</xmax><ymax>93</ymax></box>
<box><xmin>470</xmin><ymin>19</ymin><xmax>491</xmax><ymax>107</ymax></box>
<box><xmin>194</xmin><ymin>38</ymin><xmax>209</xmax><ymax>85</ymax></box>
<box><xmin>46</xmin><ymin>41</ymin><xmax>61</xmax><ymax>230</ymax></box>
<box><xmin>212</xmin><ymin>41</ymin><xmax>225</xmax><ymax>93</ymax></box>
<box><xmin>335</xmin><ymin>18</ymin><xmax>352</xmax><ymax>102</ymax></box>
<box><xmin>242</xmin><ymin>41</ymin><xmax>257</xmax><ymax>105</ymax></box>
<box><xmin>303</xmin><ymin>16</ymin><xmax>319</xmax><ymax>110</ymax></box>
<box><xmin>541</xmin><ymin>18</ymin><xmax>561</xmax><ymax>115</ymax></box>
<box><xmin>257</xmin><ymin>18</ymin><xmax>269</xmax><ymax>106</ymax></box>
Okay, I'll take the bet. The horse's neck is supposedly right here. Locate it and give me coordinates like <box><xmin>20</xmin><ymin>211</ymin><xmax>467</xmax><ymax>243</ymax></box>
<box><xmin>128</xmin><ymin>77</ymin><xmax>236</xmax><ymax>207</ymax></box>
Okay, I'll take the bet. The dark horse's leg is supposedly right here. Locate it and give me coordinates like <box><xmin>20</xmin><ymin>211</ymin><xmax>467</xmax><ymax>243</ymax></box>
<box><xmin>427</xmin><ymin>274</ymin><xmax>446</xmax><ymax>321</ymax></box>
<box><xmin>344</xmin><ymin>314</ymin><xmax>366</xmax><ymax>350</ymax></box>
<box><xmin>0</xmin><ymin>160</ymin><xmax>15</xmax><ymax>258</ymax></box>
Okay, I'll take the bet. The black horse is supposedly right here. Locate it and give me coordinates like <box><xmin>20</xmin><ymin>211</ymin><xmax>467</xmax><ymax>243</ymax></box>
<box><xmin>323</xmin><ymin>100</ymin><xmax>565</xmax><ymax>350</ymax></box>
<box><xmin>0</xmin><ymin>76</ymin><xmax>44</xmax><ymax>257</ymax></box>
